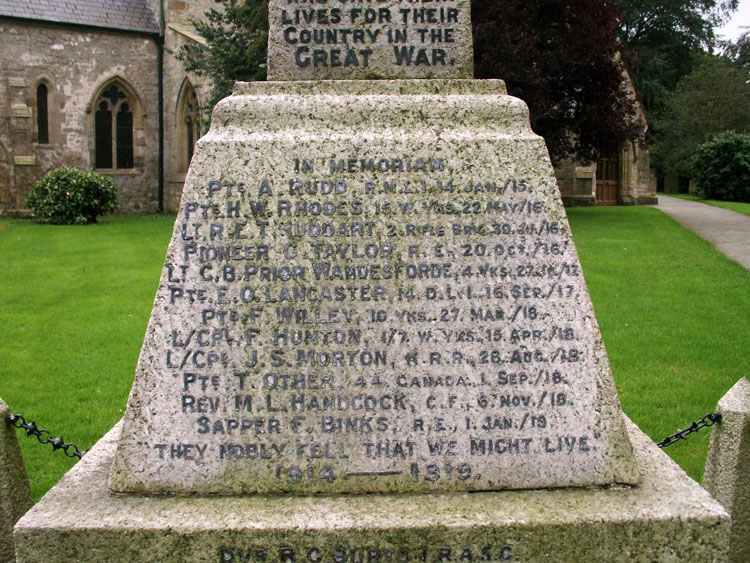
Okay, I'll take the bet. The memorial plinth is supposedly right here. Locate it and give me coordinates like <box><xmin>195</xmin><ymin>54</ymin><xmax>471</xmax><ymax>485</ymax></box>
<box><xmin>14</xmin><ymin>419</ymin><xmax>729</xmax><ymax>562</ymax></box>
<box><xmin>109</xmin><ymin>80</ymin><xmax>638</xmax><ymax>495</ymax></box>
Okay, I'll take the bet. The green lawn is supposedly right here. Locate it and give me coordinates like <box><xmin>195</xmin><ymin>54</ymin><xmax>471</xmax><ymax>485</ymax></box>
<box><xmin>2</xmin><ymin>208</ymin><xmax>749</xmax><ymax>500</ymax></box>
<box><xmin>666</xmin><ymin>193</ymin><xmax>750</xmax><ymax>216</ymax></box>
<box><xmin>568</xmin><ymin>206</ymin><xmax>750</xmax><ymax>479</ymax></box>
<box><xmin>0</xmin><ymin>215</ymin><xmax>175</xmax><ymax>499</ymax></box>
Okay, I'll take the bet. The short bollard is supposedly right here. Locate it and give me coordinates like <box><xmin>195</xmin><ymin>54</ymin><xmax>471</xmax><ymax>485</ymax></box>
<box><xmin>0</xmin><ymin>399</ymin><xmax>33</xmax><ymax>563</ymax></box>
<box><xmin>703</xmin><ymin>377</ymin><xmax>750</xmax><ymax>563</ymax></box>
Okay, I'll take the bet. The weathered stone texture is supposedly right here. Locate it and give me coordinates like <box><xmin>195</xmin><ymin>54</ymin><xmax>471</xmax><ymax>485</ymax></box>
<box><xmin>0</xmin><ymin>400</ymin><xmax>33</xmax><ymax>563</ymax></box>
<box><xmin>146</xmin><ymin>0</ymin><xmax>215</xmax><ymax>29</ymax></box>
<box><xmin>0</xmin><ymin>20</ymin><xmax>159</xmax><ymax>214</ymax></box>
<box><xmin>110</xmin><ymin>79</ymin><xmax>638</xmax><ymax>495</ymax></box>
<box><xmin>555</xmin><ymin>159</ymin><xmax>596</xmax><ymax>207</ymax></box>
<box><xmin>617</xmin><ymin>141</ymin><xmax>657</xmax><ymax>206</ymax></box>
<box><xmin>615</xmin><ymin>70</ymin><xmax>657</xmax><ymax>206</ymax></box>
<box><xmin>633</xmin><ymin>142</ymin><xmax>659</xmax><ymax>204</ymax></box>
<box><xmin>159</xmin><ymin>0</ymin><xmax>215</xmax><ymax>213</ymax></box>
<box><xmin>0</xmin><ymin>144</ymin><xmax>8</xmax><ymax>209</ymax></box>
<box><xmin>703</xmin><ymin>377</ymin><xmax>750</xmax><ymax>563</ymax></box>
<box><xmin>267</xmin><ymin>0</ymin><xmax>473</xmax><ymax>80</ymax></box>
<box><xmin>14</xmin><ymin>417</ymin><xmax>729</xmax><ymax>562</ymax></box>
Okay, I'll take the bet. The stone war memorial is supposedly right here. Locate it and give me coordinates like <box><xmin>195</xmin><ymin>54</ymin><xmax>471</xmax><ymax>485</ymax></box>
<box><xmin>14</xmin><ymin>1</ymin><xmax>729</xmax><ymax>561</ymax></box>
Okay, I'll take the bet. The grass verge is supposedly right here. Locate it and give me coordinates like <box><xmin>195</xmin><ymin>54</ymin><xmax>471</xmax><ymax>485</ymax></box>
<box><xmin>0</xmin><ymin>215</ymin><xmax>175</xmax><ymax>500</ymax></box>
<box><xmin>2</xmin><ymin>208</ymin><xmax>748</xmax><ymax>499</ymax></box>
<box><xmin>568</xmin><ymin>206</ymin><xmax>750</xmax><ymax>480</ymax></box>
<box><xmin>665</xmin><ymin>193</ymin><xmax>750</xmax><ymax>216</ymax></box>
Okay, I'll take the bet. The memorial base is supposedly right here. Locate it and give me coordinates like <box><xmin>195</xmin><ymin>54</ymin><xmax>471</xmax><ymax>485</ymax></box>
<box><xmin>14</xmin><ymin>419</ymin><xmax>728</xmax><ymax>562</ymax></box>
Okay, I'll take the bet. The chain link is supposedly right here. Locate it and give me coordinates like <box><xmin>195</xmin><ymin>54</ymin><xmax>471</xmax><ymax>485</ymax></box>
<box><xmin>657</xmin><ymin>413</ymin><xmax>722</xmax><ymax>448</ymax></box>
<box><xmin>6</xmin><ymin>411</ymin><xmax>720</xmax><ymax>456</ymax></box>
<box><xmin>6</xmin><ymin>414</ymin><xmax>88</xmax><ymax>459</ymax></box>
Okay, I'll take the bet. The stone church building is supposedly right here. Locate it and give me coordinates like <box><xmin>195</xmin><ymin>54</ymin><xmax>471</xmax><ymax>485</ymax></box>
<box><xmin>0</xmin><ymin>0</ymin><xmax>656</xmax><ymax>215</ymax></box>
<box><xmin>554</xmin><ymin>70</ymin><xmax>657</xmax><ymax>207</ymax></box>
<box><xmin>0</xmin><ymin>0</ymin><xmax>212</xmax><ymax>214</ymax></box>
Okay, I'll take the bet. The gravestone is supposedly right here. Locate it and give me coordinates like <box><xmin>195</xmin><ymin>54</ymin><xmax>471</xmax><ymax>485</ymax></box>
<box><xmin>14</xmin><ymin>1</ymin><xmax>730</xmax><ymax>561</ymax></box>
<box><xmin>108</xmin><ymin>76</ymin><xmax>639</xmax><ymax>495</ymax></box>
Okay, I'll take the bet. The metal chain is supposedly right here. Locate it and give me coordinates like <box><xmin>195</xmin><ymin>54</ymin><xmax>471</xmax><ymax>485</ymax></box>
<box><xmin>6</xmin><ymin>413</ymin><xmax>88</xmax><ymax>459</ymax></box>
<box><xmin>6</xmin><ymin>411</ymin><xmax>721</xmax><ymax>456</ymax></box>
<box><xmin>657</xmin><ymin>413</ymin><xmax>722</xmax><ymax>448</ymax></box>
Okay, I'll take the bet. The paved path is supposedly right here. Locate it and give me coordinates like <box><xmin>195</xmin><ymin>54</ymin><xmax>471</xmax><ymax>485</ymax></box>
<box><xmin>657</xmin><ymin>196</ymin><xmax>750</xmax><ymax>269</ymax></box>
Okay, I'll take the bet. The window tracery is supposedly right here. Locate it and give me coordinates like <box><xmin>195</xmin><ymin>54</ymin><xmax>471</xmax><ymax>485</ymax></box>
<box><xmin>95</xmin><ymin>84</ymin><xmax>133</xmax><ymax>169</ymax></box>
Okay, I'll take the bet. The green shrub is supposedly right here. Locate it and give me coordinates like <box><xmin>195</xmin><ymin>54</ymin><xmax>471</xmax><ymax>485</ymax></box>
<box><xmin>27</xmin><ymin>168</ymin><xmax>118</xmax><ymax>224</ymax></box>
<box><xmin>691</xmin><ymin>132</ymin><xmax>750</xmax><ymax>202</ymax></box>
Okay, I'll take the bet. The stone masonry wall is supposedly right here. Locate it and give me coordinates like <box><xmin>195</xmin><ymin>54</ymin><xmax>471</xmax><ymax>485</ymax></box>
<box><xmin>0</xmin><ymin>9</ymin><xmax>658</xmax><ymax>214</ymax></box>
<box><xmin>555</xmin><ymin>158</ymin><xmax>596</xmax><ymax>206</ymax></box>
<box><xmin>153</xmin><ymin>0</ymin><xmax>216</xmax><ymax>212</ymax></box>
<box><xmin>0</xmin><ymin>19</ymin><xmax>159</xmax><ymax>214</ymax></box>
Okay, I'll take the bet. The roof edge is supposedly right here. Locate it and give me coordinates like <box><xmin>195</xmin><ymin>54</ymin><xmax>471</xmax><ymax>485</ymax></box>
<box><xmin>0</xmin><ymin>14</ymin><xmax>160</xmax><ymax>36</ymax></box>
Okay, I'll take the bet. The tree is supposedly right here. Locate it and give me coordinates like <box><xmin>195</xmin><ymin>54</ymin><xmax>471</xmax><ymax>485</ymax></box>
<box><xmin>722</xmin><ymin>29</ymin><xmax>750</xmax><ymax>68</ymax></box>
<box><xmin>615</xmin><ymin>0</ymin><xmax>738</xmax><ymax>116</ymax></box>
<box><xmin>177</xmin><ymin>0</ymin><xmax>268</xmax><ymax>113</ymax></box>
<box><xmin>650</xmin><ymin>55</ymin><xmax>750</xmax><ymax>176</ymax></box>
<box><xmin>472</xmin><ymin>0</ymin><xmax>643</xmax><ymax>164</ymax></box>
<box><xmin>182</xmin><ymin>0</ymin><xmax>643</xmax><ymax>164</ymax></box>
<box><xmin>692</xmin><ymin>131</ymin><xmax>750</xmax><ymax>201</ymax></box>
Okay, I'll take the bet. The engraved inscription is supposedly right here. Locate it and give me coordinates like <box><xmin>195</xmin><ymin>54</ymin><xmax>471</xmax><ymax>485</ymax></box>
<box><xmin>132</xmin><ymin>151</ymin><xmax>608</xmax><ymax>492</ymax></box>
<box><xmin>219</xmin><ymin>543</ymin><xmax>518</xmax><ymax>562</ymax></box>
<box><xmin>267</xmin><ymin>0</ymin><xmax>474</xmax><ymax>80</ymax></box>
<box><xmin>111</xmin><ymin>81</ymin><xmax>637</xmax><ymax>494</ymax></box>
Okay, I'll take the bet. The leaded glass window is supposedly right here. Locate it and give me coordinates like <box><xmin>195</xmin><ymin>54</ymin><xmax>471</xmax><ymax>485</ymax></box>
<box><xmin>116</xmin><ymin>103</ymin><xmax>134</xmax><ymax>168</ymax></box>
<box><xmin>37</xmin><ymin>84</ymin><xmax>49</xmax><ymax>144</ymax></box>
<box><xmin>186</xmin><ymin>115</ymin><xmax>195</xmax><ymax>165</ymax></box>
<box><xmin>94</xmin><ymin>84</ymin><xmax>134</xmax><ymax>169</ymax></box>
<box><xmin>95</xmin><ymin>102</ymin><xmax>112</xmax><ymax>168</ymax></box>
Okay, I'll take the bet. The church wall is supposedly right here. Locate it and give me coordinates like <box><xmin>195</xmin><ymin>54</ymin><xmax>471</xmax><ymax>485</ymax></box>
<box><xmin>555</xmin><ymin>64</ymin><xmax>656</xmax><ymax>206</ymax></box>
<box><xmin>0</xmin><ymin>19</ymin><xmax>159</xmax><ymax>214</ymax></box>
<box><xmin>555</xmin><ymin>147</ymin><xmax>656</xmax><ymax>207</ymax></box>
<box><xmin>634</xmin><ymin>144</ymin><xmax>658</xmax><ymax>204</ymax></box>
<box><xmin>613</xmin><ymin>70</ymin><xmax>657</xmax><ymax>206</ymax></box>
<box><xmin>616</xmin><ymin>142</ymin><xmax>658</xmax><ymax>205</ymax></box>
<box><xmin>1</xmin><ymin>5</ymin><xmax>659</xmax><ymax>214</ymax></box>
<box><xmin>146</xmin><ymin>0</ymin><xmax>216</xmax><ymax>27</ymax></box>
<box><xmin>555</xmin><ymin>159</ymin><xmax>596</xmax><ymax>207</ymax></box>
<box><xmin>162</xmin><ymin>33</ymin><xmax>212</xmax><ymax>213</ymax></box>
<box><xmin>158</xmin><ymin>0</ymin><xmax>217</xmax><ymax>212</ymax></box>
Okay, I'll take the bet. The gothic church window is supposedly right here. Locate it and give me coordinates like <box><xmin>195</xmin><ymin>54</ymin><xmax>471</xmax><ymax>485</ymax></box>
<box><xmin>95</xmin><ymin>84</ymin><xmax>134</xmax><ymax>169</ymax></box>
<box><xmin>37</xmin><ymin>84</ymin><xmax>49</xmax><ymax>144</ymax></box>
